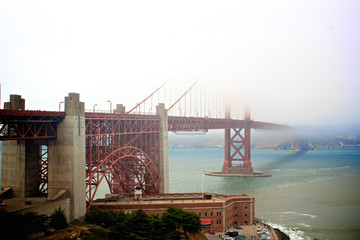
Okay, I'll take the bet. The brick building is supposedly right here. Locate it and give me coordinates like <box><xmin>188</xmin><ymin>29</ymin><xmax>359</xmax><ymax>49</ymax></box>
<box><xmin>92</xmin><ymin>192</ymin><xmax>255</xmax><ymax>232</ymax></box>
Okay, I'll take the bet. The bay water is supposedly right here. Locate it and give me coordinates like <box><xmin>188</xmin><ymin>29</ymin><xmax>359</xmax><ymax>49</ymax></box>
<box><xmin>168</xmin><ymin>147</ymin><xmax>360</xmax><ymax>240</ymax></box>
<box><xmin>2</xmin><ymin>142</ymin><xmax>356</xmax><ymax>239</ymax></box>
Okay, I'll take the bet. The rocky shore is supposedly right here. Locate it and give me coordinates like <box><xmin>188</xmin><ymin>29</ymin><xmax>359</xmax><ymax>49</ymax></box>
<box><xmin>273</xmin><ymin>228</ymin><xmax>290</xmax><ymax>240</ymax></box>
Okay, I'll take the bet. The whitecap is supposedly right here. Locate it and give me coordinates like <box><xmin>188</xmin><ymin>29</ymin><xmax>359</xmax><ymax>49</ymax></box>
<box><xmin>298</xmin><ymin>223</ymin><xmax>311</xmax><ymax>228</ymax></box>
<box><xmin>277</xmin><ymin>183</ymin><xmax>296</xmax><ymax>189</ymax></box>
<box><xmin>267</xmin><ymin>222</ymin><xmax>311</xmax><ymax>240</ymax></box>
<box><xmin>281</xmin><ymin>211</ymin><xmax>317</xmax><ymax>219</ymax></box>
<box><xmin>299</xmin><ymin>213</ymin><xmax>317</xmax><ymax>219</ymax></box>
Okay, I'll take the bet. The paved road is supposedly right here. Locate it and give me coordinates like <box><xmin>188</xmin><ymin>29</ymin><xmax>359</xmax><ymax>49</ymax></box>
<box><xmin>204</xmin><ymin>223</ymin><xmax>278</xmax><ymax>240</ymax></box>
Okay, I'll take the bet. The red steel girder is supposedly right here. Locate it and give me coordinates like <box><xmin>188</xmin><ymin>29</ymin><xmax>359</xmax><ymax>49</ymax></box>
<box><xmin>0</xmin><ymin>121</ymin><xmax>58</xmax><ymax>140</ymax></box>
<box><xmin>0</xmin><ymin>109</ymin><xmax>64</xmax><ymax>140</ymax></box>
<box><xmin>0</xmin><ymin>109</ymin><xmax>65</xmax><ymax>119</ymax></box>
<box><xmin>39</xmin><ymin>145</ymin><xmax>49</xmax><ymax>194</ymax></box>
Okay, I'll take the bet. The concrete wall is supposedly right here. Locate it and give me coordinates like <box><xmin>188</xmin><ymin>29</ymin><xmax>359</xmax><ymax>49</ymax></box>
<box><xmin>156</xmin><ymin>103</ymin><xmax>169</xmax><ymax>193</ymax></box>
<box><xmin>17</xmin><ymin>198</ymin><xmax>71</xmax><ymax>223</ymax></box>
<box><xmin>25</xmin><ymin>141</ymin><xmax>41</xmax><ymax>197</ymax></box>
<box><xmin>48</xmin><ymin>93</ymin><xmax>86</xmax><ymax>220</ymax></box>
<box><xmin>1</xmin><ymin>140</ymin><xmax>26</xmax><ymax>197</ymax></box>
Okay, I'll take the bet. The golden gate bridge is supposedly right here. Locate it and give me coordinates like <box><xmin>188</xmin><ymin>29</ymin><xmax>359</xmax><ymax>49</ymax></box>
<box><xmin>0</xmin><ymin>78</ymin><xmax>292</xmax><ymax>218</ymax></box>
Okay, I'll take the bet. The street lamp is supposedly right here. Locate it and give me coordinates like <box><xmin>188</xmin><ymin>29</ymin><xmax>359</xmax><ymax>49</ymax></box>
<box><xmin>93</xmin><ymin>104</ymin><xmax>97</xmax><ymax>112</ymax></box>
<box><xmin>107</xmin><ymin>100</ymin><xmax>112</xmax><ymax>113</ymax></box>
<box><xmin>59</xmin><ymin>101</ymin><xmax>64</xmax><ymax>111</ymax></box>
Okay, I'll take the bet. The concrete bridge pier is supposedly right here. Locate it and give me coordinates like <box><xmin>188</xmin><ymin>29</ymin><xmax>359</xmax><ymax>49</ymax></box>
<box><xmin>48</xmin><ymin>93</ymin><xmax>86</xmax><ymax>220</ymax></box>
<box><xmin>156</xmin><ymin>103</ymin><xmax>169</xmax><ymax>193</ymax></box>
<box><xmin>1</xmin><ymin>95</ymin><xmax>27</xmax><ymax>197</ymax></box>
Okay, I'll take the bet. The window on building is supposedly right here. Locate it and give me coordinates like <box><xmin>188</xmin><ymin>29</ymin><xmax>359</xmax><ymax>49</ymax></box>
<box><xmin>199</xmin><ymin>212</ymin><xmax>201</xmax><ymax>216</ymax></box>
<box><xmin>234</xmin><ymin>206</ymin><xmax>238</xmax><ymax>210</ymax></box>
<box><xmin>217</xmin><ymin>219</ymin><xmax>218</xmax><ymax>224</ymax></box>
<box><xmin>245</xmin><ymin>214</ymin><xmax>248</xmax><ymax>216</ymax></box>
<box><xmin>220</xmin><ymin>212</ymin><xmax>221</xmax><ymax>216</ymax></box>
<box><xmin>245</xmin><ymin>206</ymin><xmax>248</xmax><ymax>209</ymax></box>
<box><xmin>211</xmin><ymin>212</ymin><xmax>213</xmax><ymax>217</ymax></box>
<box><xmin>235</xmin><ymin>214</ymin><xmax>238</xmax><ymax>217</ymax></box>
<box><xmin>205</xmin><ymin>212</ymin><xmax>207</xmax><ymax>217</ymax></box>
<box><xmin>219</xmin><ymin>219</ymin><xmax>221</xmax><ymax>224</ymax></box>
<box><xmin>217</xmin><ymin>212</ymin><xmax>218</xmax><ymax>216</ymax></box>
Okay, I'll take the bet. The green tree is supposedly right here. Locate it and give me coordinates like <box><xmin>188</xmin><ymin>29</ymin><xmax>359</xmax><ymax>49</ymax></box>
<box><xmin>162</xmin><ymin>206</ymin><xmax>201</xmax><ymax>240</ymax></box>
<box><xmin>85</xmin><ymin>206</ymin><xmax>126</xmax><ymax>228</ymax></box>
<box><xmin>50</xmin><ymin>207</ymin><xmax>68</xmax><ymax>230</ymax></box>
<box><xmin>181</xmin><ymin>211</ymin><xmax>201</xmax><ymax>239</ymax></box>
<box><xmin>150</xmin><ymin>215</ymin><xmax>169</xmax><ymax>240</ymax></box>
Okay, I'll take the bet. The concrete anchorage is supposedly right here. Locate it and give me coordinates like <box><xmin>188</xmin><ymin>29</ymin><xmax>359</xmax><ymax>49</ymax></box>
<box><xmin>1</xmin><ymin>93</ymin><xmax>86</xmax><ymax>221</ymax></box>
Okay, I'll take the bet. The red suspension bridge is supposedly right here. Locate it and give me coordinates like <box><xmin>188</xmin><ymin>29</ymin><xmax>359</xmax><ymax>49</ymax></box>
<box><xmin>0</xmin><ymin>78</ymin><xmax>290</xmax><ymax>218</ymax></box>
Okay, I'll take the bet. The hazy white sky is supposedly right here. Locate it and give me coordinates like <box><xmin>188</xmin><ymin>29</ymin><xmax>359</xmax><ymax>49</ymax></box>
<box><xmin>1</xmin><ymin>0</ymin><xmax>359</xmax><ymax>127</ymax></box>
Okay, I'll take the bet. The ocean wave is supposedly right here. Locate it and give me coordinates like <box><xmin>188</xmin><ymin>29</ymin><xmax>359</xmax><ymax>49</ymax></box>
<box><xmin>267</xmin><ymin>222</ymin><xmax>311</xmax><ymax>240</ymax></box>
<box><xmin>315</xmin><ymin>165</ymin><xmax>350</xmax><ymax>172</ymax></box>
<box><xmin>282</xmin><ymin>211</ymin><xmax>317</xmax><ymax>219</ymax></box>
<box><xmin>277</xmin><ymin>183</ymin><xmax>297</xmax><ymax>189</ymax></box>
<box><xmin>298</xmin><ymin>223</ymin><xmax>311</xmax><ymax>228</ymax></box>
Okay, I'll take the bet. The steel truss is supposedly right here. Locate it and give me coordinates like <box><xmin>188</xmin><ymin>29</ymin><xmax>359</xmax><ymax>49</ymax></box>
<box><xmin>0</xmin><ymin>110</ymin><xmax>64</xmax><ymax>140</ymax></box>
<box><xmin>39</xmin><ymin>145</ymin><xmax>48</xmax><ymax>194</ymax></box>
<box><xmin>85</xmin><ymin>113</ymin><xmax>161</xmax><ymax>210</ymax></box>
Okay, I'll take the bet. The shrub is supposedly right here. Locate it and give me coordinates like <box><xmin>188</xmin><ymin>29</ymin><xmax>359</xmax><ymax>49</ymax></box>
<box><xmin>50</xmin><ymin>207</ymin><xmax>68</xmax><ymax>230</ymax></box>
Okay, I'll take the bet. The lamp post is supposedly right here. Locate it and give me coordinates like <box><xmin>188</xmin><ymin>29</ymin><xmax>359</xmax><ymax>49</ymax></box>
<box><xmin>202</xmin><ymin>171</ymin><xmax>204</xmax><ymax>198</ymax></box>
<box><xmin>107</xmin><ymin>100</ymin><xmax>112</xmax><ymax>113</ymax></box>
<box><xmin>93</xmin><ymin>104</ymin><xmax>97</xmax><ymax>112</ymax></box>
<box><xmin>59</xmin><ymin>101</ymin><xmax>64</xmax><ymax>111</ymax></box>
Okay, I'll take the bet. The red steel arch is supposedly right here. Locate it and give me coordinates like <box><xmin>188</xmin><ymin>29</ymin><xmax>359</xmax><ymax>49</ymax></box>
<box><xmin>86</xmin><ymin>146</ymin><xmax>160</xmax><ymax>210</ymax></box>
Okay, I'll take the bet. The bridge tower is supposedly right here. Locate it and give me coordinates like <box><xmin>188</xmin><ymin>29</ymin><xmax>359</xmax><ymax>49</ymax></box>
<box><xmin>222</xmin><ymin>102</ymin><xmax>253</xmax><ymax>175</ymax></box>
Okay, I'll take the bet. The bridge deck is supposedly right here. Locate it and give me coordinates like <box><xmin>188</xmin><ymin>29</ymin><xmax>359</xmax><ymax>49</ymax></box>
<box><xmin>0</xmin><ymin>110</ymin><xmax>289</xmax><ymax>140</ymax></box>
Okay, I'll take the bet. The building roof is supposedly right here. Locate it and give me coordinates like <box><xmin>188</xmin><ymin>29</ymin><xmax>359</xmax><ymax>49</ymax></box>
<box><xmin>93</xmin><ymin>192</ymin><xmax>254</xmax><ymax>206</ymax></box>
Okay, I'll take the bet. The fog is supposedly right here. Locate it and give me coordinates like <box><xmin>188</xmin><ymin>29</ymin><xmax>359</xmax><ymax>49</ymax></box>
<box><xmin>1</xmin><ymin>0</ymin><xmax>359</xmax><ymax>129</ymax></box>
